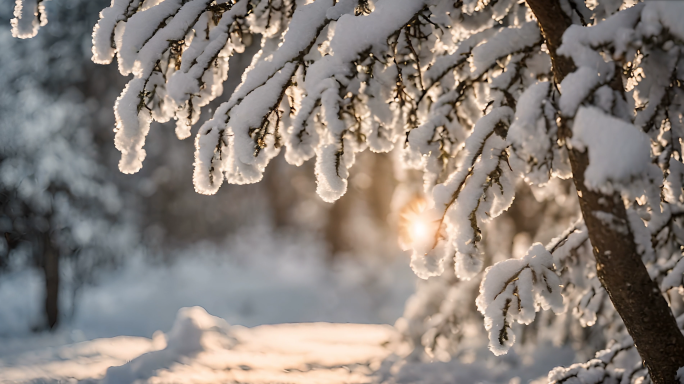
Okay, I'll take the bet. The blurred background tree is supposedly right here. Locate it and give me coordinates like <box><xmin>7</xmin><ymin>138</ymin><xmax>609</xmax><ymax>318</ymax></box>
<box><xmin>0</xmin><ymin>0</ymin><xmax>138</xmax><ymax>330</ymax></box>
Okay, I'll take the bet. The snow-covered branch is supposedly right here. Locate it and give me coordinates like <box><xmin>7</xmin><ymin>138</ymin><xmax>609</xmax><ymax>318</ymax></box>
<box><xmin>476</xmin><ymin>243</ymin><xmax>564</xmax><ymax>355</ymax></box>
<box><xmin>11</xmin><ymin>0</ymin><xmax>46</xmax><ymax>38</ymax></box>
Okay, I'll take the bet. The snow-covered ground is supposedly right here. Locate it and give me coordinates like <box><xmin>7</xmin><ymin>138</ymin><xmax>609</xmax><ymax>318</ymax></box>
<box><xmin>0</xmin><ymin>228</ymin><xmax>577</xmax><ymax>384</ymax></box>
<box><xmin>0</xmin><ymin>227</ymin><xmax>418</xmax><ymax>383</ymax></box>
<box><xmin>0</xmin><ymin>307</ymin><xmax>398</xmax><ymax>383</ymax></box>
<box><xmin>0</xmin><ymin>305</ymin><xmax>575</xmax><ymax>384</ymax></box>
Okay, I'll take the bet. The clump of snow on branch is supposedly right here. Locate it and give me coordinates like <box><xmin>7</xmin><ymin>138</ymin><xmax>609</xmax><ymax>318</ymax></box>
<box><xmin>476</xmin><ymin>243</ymin><xmax>564</xmax><ymax>355</ymax></box>
<box><xmin>11</xmin><ymin>0</ymin><xmax>46</xmax><ymax>39</ymax></box>
<box><xmin>570</xmin><ymin>106</ymin><xmax>652</xmax><ymax>193</ymax></box>
<box><xmin>507</xmin><ymin>81</ymin><xmax>570</xmax><ymax>184</ymax></box>
<box><xmin>470</xmin><ymin>22</ymin><xmax>541</xmax><ymax>78</ymax></box>
<box><xmin>662</xmin><ymin>257</ymin><xmax>684</xmax><ymax>293</ymax></box>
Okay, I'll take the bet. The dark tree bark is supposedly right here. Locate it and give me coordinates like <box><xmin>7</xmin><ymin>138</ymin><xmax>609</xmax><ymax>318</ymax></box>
<box><xmin>325</xmin><ymin>192</ymin><xmax>352</xmax><ymax>261</ymax></box>
<box><xmin>366</xmin><ymin>153</ymin><xmax>396</xmax><ymax>228</ymax></box>
<box><xmin>42</xmin><ymin>232</ymin><xmax>59</xmax><ymax>329</ymax></box>
<box><xmin>526</xmin><ymin>1</ymin><xmax>684</xmax><ymax>382</ymax></box>
<box><xmin>264</xmin><ymin>156</ymin><xmax>295</xmax><ymax>229</ymax></box>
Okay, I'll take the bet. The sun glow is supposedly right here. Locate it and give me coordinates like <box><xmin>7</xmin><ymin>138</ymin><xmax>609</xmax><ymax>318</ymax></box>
<box><xmin>409</xmin><ymin>219</ymin><xmax>430</xmax><ymax>242</ymax></box>
<box><xmin>398</xmin><ymin>197</ymin><xmax>440</xmax><ymax>252</ymax></box>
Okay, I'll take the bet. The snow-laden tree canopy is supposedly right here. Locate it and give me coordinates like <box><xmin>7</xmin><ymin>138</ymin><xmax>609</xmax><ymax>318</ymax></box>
<box><xmin>11</xmin><ymin>0</ymin><xmax>684</xmax><ymax>381</ymax></box>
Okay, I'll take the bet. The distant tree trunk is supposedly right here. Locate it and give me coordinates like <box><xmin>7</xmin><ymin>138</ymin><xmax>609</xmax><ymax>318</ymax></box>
<box><xmin>42</xmin><ymin>232</ymin><xmax>59</xmax><ymax>330</ymax></box>
<box><xmin>526</xmin><ymin>1</ymin><xmax>684</xmax><ymax>382</ymax></box>
<box><xmin>366</xmin><ymin>153</ymin><xmax>395</xmax><ymax>229</ymax></box>
<box><xmin>264</xmin><ymin>156</ymin><xmax>295</xmax><ymax>229</ymax></box>
<box><xmin>325</xmin><ymin>193</ymin><xmax>352</xmax><ymax>261</ymax></box>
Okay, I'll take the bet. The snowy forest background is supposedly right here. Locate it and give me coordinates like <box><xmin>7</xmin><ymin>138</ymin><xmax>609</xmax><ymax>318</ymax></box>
<box><xmin>0</xmin><ymin>0</ymin><xmax>422</xmax><ymax>339</ymax></box>
<box><xmin>2</xmin><ymin>0</ymin><xmax>684</xmax><ymax>383</ymax></box>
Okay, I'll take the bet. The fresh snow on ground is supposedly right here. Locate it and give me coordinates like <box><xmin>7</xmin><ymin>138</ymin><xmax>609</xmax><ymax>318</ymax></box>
<box><xmin>0</xmin><ymin>307</ymin><xmax>398</xmax><ymax>384</ymax></box>
<box><xmin>0</xmin><ymin>305</ymin><xmax>578</xmax><ymax>384</ymax></box>
<box><xmin>0</xmin><ymin>227</ymin><xmax>421</xmax><ymax>383</ymax></box>
<box><xmin>0</xmin><ymin>228</ymin><xmax>576</xmax><ymax>384</ymax></box>
<box><xmin>0</xmin><ymin>305</ymin><xmax>577</xmax><ymax>384</ymax></box>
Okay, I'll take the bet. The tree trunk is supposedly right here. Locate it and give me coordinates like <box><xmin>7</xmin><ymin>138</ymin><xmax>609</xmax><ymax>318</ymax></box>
<box><xmin>366</xmin><ymin>153</ymin><xmax>396</xmax><ymax>228</ymax></box>
<box><xmin>526</xmin><ymin>1</ymin><xmax>684</xmax><ymax>382</ymax></box>
<box><xmin>42</xmin><ymin>232</ymin><xmax>59</xmax><ymax>330</ymax></box>
<box><xmin>325</xmin><ymin>192</ymin><xmax>352</xmax><ymax>261</ymax></box>
<box><xmin>264</xmin><ymin>156</ymin><xmax>294</xmax><ymax>229</ymax></box>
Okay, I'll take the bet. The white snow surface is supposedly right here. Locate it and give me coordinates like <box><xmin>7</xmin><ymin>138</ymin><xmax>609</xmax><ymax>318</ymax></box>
<box><xmin>0</xmin><ymin>305</ymin><xmax>577</xmax><ymax>384</ymax></box>
<box><xmin>0</xmin><ymin>307</ymin><xmax>398</xmax><ymax>384</ymax></box>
